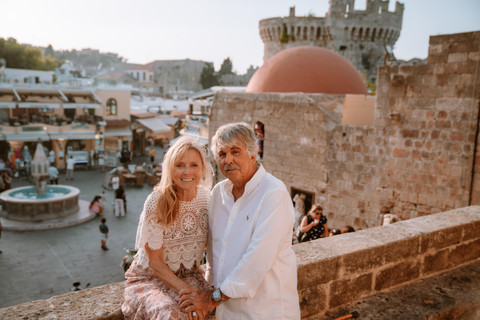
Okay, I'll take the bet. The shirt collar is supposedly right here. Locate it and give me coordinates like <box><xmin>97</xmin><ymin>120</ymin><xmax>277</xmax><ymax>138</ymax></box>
<box><xmin>223</xmin><ymin>164</ymin><xmax>266</xmax><ymax>199</ymax></box>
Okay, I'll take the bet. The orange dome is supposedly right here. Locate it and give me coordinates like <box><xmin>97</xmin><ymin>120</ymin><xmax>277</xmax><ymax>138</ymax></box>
<box><xmin>246</xmin><ymin>46</ymin><xmax>368</xmax><ymax>95</ymax></box>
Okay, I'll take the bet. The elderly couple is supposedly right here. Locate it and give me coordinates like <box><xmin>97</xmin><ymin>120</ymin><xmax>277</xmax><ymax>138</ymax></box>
<box><xmin>122</xmin><ymin>122</ymin><xmax>300</xmax><ymax>320</ymax></box>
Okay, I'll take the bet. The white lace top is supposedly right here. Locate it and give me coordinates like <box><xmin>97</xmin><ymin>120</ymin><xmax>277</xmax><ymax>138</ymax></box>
<box><xmin>135</xmin><ymin>186</ymin><xmax>210</xmax><ymax>272</ymax></box>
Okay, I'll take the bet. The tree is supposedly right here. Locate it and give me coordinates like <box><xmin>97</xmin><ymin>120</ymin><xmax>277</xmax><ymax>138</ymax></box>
<box><xmin>45</xmin><ymin>44</ymin><xmax>55</xmax><ymax>57</ymax></box>
<box><xmin>0</xmin><ymin>37</ymin><xmax>63</xmax><ymax>70</ymax></box>
<box><xmin>199</xmin><ymin>63</ymin><xmax>219</xmax><ymax>89</ymax></box>
<box><xmin>218</xmin><ymin>57</ymin><xmax>234</xmax><ymax>76</ymax></box>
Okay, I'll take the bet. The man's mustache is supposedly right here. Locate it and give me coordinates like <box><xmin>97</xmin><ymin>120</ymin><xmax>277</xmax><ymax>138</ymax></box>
<box><xmin>224</xmin><ymin>164</ymin><xmax>241</xmax><ymax>171</ymax></box>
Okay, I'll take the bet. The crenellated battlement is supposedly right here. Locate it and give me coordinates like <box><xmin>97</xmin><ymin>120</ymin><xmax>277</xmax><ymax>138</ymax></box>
<box><xmin>259</xmin><ymin>0</ymin><xmax>405</xmax><ymax>82</ymax></box>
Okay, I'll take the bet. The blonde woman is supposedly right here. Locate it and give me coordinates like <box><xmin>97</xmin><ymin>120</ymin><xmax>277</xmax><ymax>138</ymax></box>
<box><xmin>122</xmin><ymin>137</ymin><xmax>214</xmax><ymax>320</ymax></box>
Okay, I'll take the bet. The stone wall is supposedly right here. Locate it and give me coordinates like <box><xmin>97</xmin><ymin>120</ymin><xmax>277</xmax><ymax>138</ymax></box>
<box><xmin>2</xmin><ymin>206</ymin><xmax>479</xmax><ymax>319</ymax></box>
<box><xmin>209</xmin><ymin>31</ymin><xmax>480</xmax><ymax>231</ymax></box>
<box><xmin>371</xmin><ymin>31</ymin><xmax>480</xmax><ymax>221</ymax></box>
<box><xmin>208</xmin><ymin>92</ymin><xmax>345</xmax><ymax>205</ymax></box>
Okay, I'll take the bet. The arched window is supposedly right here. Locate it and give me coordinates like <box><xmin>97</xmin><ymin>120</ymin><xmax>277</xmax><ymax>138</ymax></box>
<box><xmin>344</xmin><ymin>26</ymin><xmax>349</xmax><ymax>40</ymax></box>
<box><xmin>358</xmin><ymin>28</ymin><xmax>363</xmax><ymax>40</ymax></box>
<box><xmin>317</xmin><ymin>27</ymin><xmax>321</xmax><ymax>40</ymax></box>
<box><xmin>371</xmin><ymin>28</ymin><xmax>376</xmax><ymax>41</ymax></box>
<box><xmin>106</xmin><ymin>98</ymin><xmax>117</xmax><ymax>115</ymax></box>
<box><xmin>303</xmin><ymin>26</ymin><xmax>308</xmax><ymax>40</ymax></box>
<box><xmin>365</xmin><ymin>28</ymin><xmax>370</xmax><ymax>40</ymax></box>
<box><xmin>351</xmin><ymin>27</ymin><xmax>356</xmax><ymax>41</ymax></box>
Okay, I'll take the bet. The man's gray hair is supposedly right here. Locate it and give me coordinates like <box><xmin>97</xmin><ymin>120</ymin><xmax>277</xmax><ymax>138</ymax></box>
<box><xmin>211</xmin><ymin>122</ymin><xmax>259</xmax><ymax>161</ymax></box>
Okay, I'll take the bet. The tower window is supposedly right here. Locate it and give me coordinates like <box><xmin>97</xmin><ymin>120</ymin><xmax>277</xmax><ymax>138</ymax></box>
<box><xmin>106</xmin><ymin>98</ymin><xmax>117</xmax><ymax>115</ymax></box>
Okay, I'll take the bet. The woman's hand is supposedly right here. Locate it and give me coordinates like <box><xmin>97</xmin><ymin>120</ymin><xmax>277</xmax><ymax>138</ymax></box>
<box><xmin>179</xmin><ymin>288</ymin><xmax>215</xmax><ymax>319</ymax></box>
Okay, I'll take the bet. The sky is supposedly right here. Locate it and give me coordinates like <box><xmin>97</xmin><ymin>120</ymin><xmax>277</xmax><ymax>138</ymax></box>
<box><xmin>1</xmin><ymin>0</ymin><xmax>480</xmax><ymax>74</ymax></box>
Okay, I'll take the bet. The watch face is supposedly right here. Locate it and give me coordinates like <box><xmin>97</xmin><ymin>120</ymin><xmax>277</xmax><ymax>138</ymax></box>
<box><xmin>213</xmin><ymin>289</ymin><xmax>221</xmax><ymax>302</ymax></box>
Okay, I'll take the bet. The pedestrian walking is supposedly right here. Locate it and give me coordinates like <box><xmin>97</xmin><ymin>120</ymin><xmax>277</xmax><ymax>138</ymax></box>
<box><xmin>114</xmin><ymin>186</ymin><xmax>126</xmax><ymax>217</ymax></box>
<box><xmin>111</xmin><ymin>173</ymin><xmax>120</xmax><ymax>206</ymax></box>
<box><xmin>99</xmin><ymin>218</ymin><xmax>109</xmax><ymax>250</ymax></box>
<box><xmin>66</xmin><ymin>156</ymin><xmax>75</xmax><ymax>180</ymax></box>
<box><xmin>101</xmin><ymin>151</ymin><xmax>108</xmax><ymax>172</ymax></box>
<box><xmin>149</xmin><ymin>147</ymin><xmax>155</xmax><ymax>163</ymax></box>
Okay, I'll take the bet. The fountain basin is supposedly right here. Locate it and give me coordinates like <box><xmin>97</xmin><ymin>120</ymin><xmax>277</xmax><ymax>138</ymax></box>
<box><xmin>0</xmin><ymin>185</ymin><xmax>80</xmax><ymax>222</ymax></box>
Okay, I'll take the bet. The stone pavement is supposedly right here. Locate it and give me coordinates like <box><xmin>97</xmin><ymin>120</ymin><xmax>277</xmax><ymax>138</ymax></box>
<box><xmin>0</xmin><ymin>146</ymin><xmax>164</xmax><ymax>308</ymax></box>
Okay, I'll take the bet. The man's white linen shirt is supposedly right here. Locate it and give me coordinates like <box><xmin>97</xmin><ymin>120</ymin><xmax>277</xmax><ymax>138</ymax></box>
<box><xmin>206</xmin><ymin>165</ymin><xmax>300</xmax><ymax>320</ymax></box>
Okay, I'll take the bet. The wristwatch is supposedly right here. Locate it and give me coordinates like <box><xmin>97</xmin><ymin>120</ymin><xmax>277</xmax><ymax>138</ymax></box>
<box><xmin>212</xmin><ymin>288</ymin><xmax>222</xmax><ymax>303</ymax></box>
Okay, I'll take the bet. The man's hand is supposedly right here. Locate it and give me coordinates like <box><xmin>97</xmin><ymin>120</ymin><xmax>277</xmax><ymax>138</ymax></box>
<box><xmin>179</xmin><ymin>288</ymin><xmax>216</xmax><ymax>319</ymax></box>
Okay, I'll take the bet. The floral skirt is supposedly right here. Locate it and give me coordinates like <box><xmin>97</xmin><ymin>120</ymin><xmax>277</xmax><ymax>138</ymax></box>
<box><xmin>122</xmin><ymin>258</ymin><xmax>216</xmax><ymax>320</ymax></box>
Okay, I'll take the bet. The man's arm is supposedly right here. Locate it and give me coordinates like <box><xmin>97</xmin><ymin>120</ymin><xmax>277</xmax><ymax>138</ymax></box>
<box><xmin>220</xmin><ymin>187</ymin><xmax>294</xmax><ymax>299</ymax></box>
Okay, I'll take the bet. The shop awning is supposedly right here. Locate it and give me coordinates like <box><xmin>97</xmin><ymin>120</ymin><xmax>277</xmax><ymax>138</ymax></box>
<box><xmin>136</xmin><ymin>117</ymin><xmax>170</xmax><ymax>134</ymax></box>
<box><xmin>104</xmin><ymin>128</ymin><xmax>132</xmax><ymax>137</ymax></box>
<box><xmin>168</xmin><ymin>134</ymin><xmax>208</xmax><ymax>147</ymax></box>
<box><xmin>49</xmin><ymin>131</ymin><xmax>96</xmax><ymax>140</ymax></box>
<box><xmin>18</xmin><ymin>102</ymin><xmax>62</xmax><ymax>109</ymax></box>
<box><xmin>62</xmin><ymin>103</ymin><xmax>101</xmax><ymax>109</ymax></box>
<box><xmin>5</xmin><ymin>131</ymin><xmax>50</xmax><ymax>142</ymax></box>
<box><xmin>0</xmin><ymin>102</ymin><xmax>17</xmax><ymax>109</ymax></box>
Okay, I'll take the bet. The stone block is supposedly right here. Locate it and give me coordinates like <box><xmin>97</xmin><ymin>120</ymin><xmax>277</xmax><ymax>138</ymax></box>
<box><xmin>388</xmin><ymin>86</ymin><xmax>406</xmax><ymax>98</ymax></box>
<box><xmin>469</xmin><ymin>52</ymin><xmax>480</xmax><ymax>61</ymax></box>
<box><xmin>423</xmin><ymin>249</ymin><xmax>450</xmax><ymax>275</ymax></box>
<box><xmin>329</xmin><ymin>273</ymin><xmax>373</xmax><ymax>309</ymax></box>
<box><xmin>421</xmin><ymin>226</ymin><xmax>463</xmax><ymax>252</ymax></box>
<box><xmin>463</xmin><ymin>220</ymin><xmax>480</xmax><ymax>242</ymax></box>
<box><xmin>392</xmin><ymin>148</ymin><xmax>409</xmax><ymax>158</ymax></box>
<box><xmin>342</xmin><ymin>245</ymin><xmax>384</xmax><ymax>276</ymax></box>
<box><xmin>449</xmin><ymin>238</ymin><xmax>480</xmax><ymax>267</ymax></box>
<box><xmin>375</xmin><ymin>260</ymin><xmax>421</xmax><ymax>291</ymax></box>
<box><xmin>297</xmin><ymin>256</ymin><xmax>341</xmax><ymax>288</ymax></box>
<box><xmin>448</xmin><ymin>53</ymin><xmax>468</xmax><ymax>63</ymax></box>
<box><xmin>298</xmin><ymin>284</ymin><xmax>327</xmax><ymax>318</ymax></box>
<box><xmin>444</xmin><ymin>63</ymin><xmax>458</xmax><ymax>74</ymax></box>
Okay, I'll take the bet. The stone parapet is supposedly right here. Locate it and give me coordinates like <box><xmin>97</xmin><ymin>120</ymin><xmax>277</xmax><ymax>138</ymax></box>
<box><xmin>295</xmin><ymin>205</ymin><xmax>480</xmax><ymax>318</ymax></box>
<box><xmin>1</xmin><ymin>206</ymin><xmax>479</xmax><ymax>319</ymax></box>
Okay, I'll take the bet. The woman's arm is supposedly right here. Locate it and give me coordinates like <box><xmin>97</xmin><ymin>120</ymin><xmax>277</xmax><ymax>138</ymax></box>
<box><xmin>300</xmin><ymin>215</ymin><xmax>317</xmax><ymax>233</ymax></box>
<box><xmin>324</xmin><ymin>222</ymin><xmax>329</xmax><ymax>238</ymax></box>
<box><xmin>144</xmin><ymin>243</ymin><xmax>191</xmax><ymax>294</ymax></box>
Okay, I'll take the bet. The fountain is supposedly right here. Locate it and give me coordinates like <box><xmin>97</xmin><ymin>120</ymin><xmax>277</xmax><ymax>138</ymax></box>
<box><xmin>0</xmin><ymin>142</ymin><xmax>81</xmax><ymax>222</ymax></box>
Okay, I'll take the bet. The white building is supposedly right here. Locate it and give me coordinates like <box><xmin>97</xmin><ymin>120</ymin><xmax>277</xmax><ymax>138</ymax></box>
<box><xmin>0</xmin><ymin>68</ymin><xmax>54</xmax><ymax>85</ymax></box>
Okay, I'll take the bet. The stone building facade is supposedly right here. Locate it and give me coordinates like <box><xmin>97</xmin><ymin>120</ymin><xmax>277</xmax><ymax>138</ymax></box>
<box><xmin>209</xmin><ymin>31</ymin><xmax>480</xmax><ymax>231</ymax></box>
<box><xmin>153</xmin><ymin>59</ymin><xmax>209</xmax><ymax>96</ymax></box>
<box><xmin>259</xmin><ymin>0</ymin><xmax>404</xmax><ymax>82</ymax></box>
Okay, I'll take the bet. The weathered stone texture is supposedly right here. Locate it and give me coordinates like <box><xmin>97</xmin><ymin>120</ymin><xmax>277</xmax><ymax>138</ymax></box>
<box><xmin>211</xmin><ymin>36</ymin><xmax>480</xmax><ymax>232</ymax></box>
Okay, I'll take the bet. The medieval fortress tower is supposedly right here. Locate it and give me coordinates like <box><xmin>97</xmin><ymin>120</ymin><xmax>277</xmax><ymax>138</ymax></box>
<box><xmin>259</xmin><ymin>0</ymin><xmax>404</xmax><ymax>82</ymax></box>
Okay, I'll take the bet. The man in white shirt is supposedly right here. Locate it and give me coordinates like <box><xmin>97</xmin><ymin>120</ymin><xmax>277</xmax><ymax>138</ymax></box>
<box><xmin>66</xmin><ymin>156</ymin><xmax>75</xmax><ymax>181</ymax></box>
<box><xmin>111</xmin><ymin>173</ymin><xmax>120</xmax><ymax>206</ymax></box>
<box><xmin>179</xmin><ymin>122</ymin><xmax>300</xmax><ymax>320</ymax></box>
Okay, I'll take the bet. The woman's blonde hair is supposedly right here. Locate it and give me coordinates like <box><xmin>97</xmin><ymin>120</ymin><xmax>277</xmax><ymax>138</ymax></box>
<box><xmin>153</xmin><ymin>136</ymin><xmax>213</xmax><ymax>226</ymax></box>
<box><xmin>308</xmin><ymin>204</ymin><xmax>323</xmax><ymax>215</ymax></box>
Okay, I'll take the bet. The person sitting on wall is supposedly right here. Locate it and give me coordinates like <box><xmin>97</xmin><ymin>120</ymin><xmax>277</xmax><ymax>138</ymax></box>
<box><xmin>298</xmin><ymin>204</ymin><xmax>329</xmax><ymax>243</ymax></box>
<box><xmin>383</xmin><ymin>214</ymin><xmax>399</xmax><ymax>225</ymax></box>
<box><xmin>89</xmin><ymin>195</ymin><xmax>104</xmax><ymax>216</ymax></box>
<box><xmin>341</xmin><ymin>225</ymin><xmax>355</xmax><ymax>233</ymax></box>
<box><xmin>329</xmin><ymin>228</ymin><xmax>342</xmax><ymax>237</ymax></box>
<box><xmin>49</xmin><ymin>165</ymin><xmax>59</xmax><ymax>185</ymax></box>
